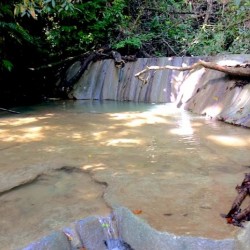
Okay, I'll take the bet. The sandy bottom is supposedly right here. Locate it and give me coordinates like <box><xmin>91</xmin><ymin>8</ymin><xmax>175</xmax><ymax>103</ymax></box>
<box><xmin>1</xmin><ymin>100</ymin><xmax>250</xmax><ymax>249</ymax></box>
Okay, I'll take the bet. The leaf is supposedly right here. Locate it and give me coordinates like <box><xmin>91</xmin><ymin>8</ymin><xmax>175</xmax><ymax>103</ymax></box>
<box><xmin>20</xmin><ymin>5</ymin><xmax>26</xmax><ymax>14</ymax></box>
<box><xmin>2</xmin><ymin>60</ymin><xmax>14</xmax><ymax>72</ymax></box>
<box><xmin>51</xmin><ymin>0</ymin><xmax>55</xmax><ymax>8</ymax></box>
<box><xmin>234</xmin><ymin>0</ymin><xmax>242</xmax><ymax>7</ymax></box>
<box><xmin>29</xmin><ymin>7</ymin><xmax>37</xmax><ymax>19</ymax></box>
<box><xmin>63</xmin><ymin>232</ymin><xmax>73</xmax><ymax>241</ymax></box>
<box><xmin>101</xmin><ymin>223</ymin><xmax>109</xmax><ymax>228</ymax></box>
<box><xmin>133</xmin><ymin>209</ymin><xmax>142</xmax><ymax>215</ymax></box>
<box><xmin>226</xmin><ymin>217</ymin><xmax>233</xmax><ymax>224</ymax></box>
<box><xmin>14</xmin><ymin>5</ymin><xmax>20</xmax><ymax>16</ymax></box>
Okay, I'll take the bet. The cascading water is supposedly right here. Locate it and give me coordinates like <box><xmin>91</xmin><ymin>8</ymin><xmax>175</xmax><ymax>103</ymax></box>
<box><xmin>98</xmin><ymin>213</ymin><xmax>134</xmax><ymax>250</ymax></box>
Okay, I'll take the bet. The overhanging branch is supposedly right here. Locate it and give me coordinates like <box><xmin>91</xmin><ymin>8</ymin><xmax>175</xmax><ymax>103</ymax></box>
<box><xmin>135</xmin><ymin>60</ymin><xmax>250</xmax><ymax>83</ymax></box>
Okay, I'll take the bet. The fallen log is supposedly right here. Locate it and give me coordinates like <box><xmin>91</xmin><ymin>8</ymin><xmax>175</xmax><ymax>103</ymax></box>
<box><xmin>135</xmin><ymin>60</ymin><xmax>250</xmax><ymax>84</ymax></box>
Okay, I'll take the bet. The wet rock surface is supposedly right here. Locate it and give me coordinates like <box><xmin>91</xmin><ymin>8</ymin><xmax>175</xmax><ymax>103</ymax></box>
<box><xmin>0</xmin><ymin>167</ymin><xmax>110</xmax><ymax>250</ymax></box>
<box><xmin>22</xmin><ymin>207</ymin><xmax>250</xmax><ymax>250</ymax></box>
<box><xmin>176</xmin><ymin>54</ymin><xmax>250</xmax><ymax>127</ymax></box>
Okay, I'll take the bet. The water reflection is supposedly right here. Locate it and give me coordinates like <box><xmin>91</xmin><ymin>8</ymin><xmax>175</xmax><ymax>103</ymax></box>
<box><xmin>8</xmin><ymin>100</ymin><xmax>157</xmax><ymax>115</ymax></box>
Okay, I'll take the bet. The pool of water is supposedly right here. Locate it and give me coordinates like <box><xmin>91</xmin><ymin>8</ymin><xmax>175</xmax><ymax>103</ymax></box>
<box><xmin>1</xmin><ymin>100</ymin><xmax>250</xmax><ymax>249</ymax></box>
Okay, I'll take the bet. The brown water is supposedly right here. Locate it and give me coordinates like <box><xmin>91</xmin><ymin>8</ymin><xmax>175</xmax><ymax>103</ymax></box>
<box><xmin>0</xmin><ymin>100</ymin><xmax>250</xmax><ymax>249</ymax></box>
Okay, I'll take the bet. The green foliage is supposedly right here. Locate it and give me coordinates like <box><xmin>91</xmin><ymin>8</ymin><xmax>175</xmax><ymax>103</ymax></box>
<box><xmin>2</xmin><ymin>59</ymin><xmax>14</xmax><ymax>71</ymax></box>
<box><xmin>1</xmin><ymin>0</ymin><xmax>249</xmax><ymax>74</ymax></box>
<box><xmin>114</xmin><ymin>37</ymin><xmax>143</xmax><ymax>50</ymax></box>
<box><xmin>225</xmin><ymin>0</ymin><xmax>250</xmax><ymax>54</ymax></box>
<box><xmin>0</xmin><ymin>0</ymin><xmax>249</xmax><ymax>106</ymax></box>
<box><xmin>182</xmin><ymin>0</ymin><xmax>250</xmax><ymax>56</ymax></box>
<box><xmin>91</xmin><ymin>0</ymin><xmax>129</xmax><ymax>42</ymax></box>
<box><xmin>0</xmin><ymin>21</ymin><xmax>35</xmax><ymax>45</ymax></box>
<box><xmin>14</xmin><ymin>0</ymin><xmax>76</xmax><ymax>19</ymax></box>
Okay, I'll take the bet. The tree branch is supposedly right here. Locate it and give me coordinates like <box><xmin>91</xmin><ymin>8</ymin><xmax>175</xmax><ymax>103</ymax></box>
<box><xmin>0</xmin><ymin>107</ymin><xmax>20</xmax><ymax>114</ymax></box>
<box><xmin>135</xmin><ymin>60</ymin><xmax>250</xmax><ymax>83</ymax></box>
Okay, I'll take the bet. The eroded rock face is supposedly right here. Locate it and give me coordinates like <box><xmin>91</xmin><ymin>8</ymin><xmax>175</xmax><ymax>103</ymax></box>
<box><xmin>66</xmin><ymin>61</ymin><xmax>82</xmax><ymax>83</ymax></box>
<box><xmin>70</xmin><ymin>57</ymin><xmax>206</xmax><ymax>103</ymax></box>
<box><xmin>177</xmin><ymin>54</ymin><xmax>250</xmax><ymax>128</ymax></box>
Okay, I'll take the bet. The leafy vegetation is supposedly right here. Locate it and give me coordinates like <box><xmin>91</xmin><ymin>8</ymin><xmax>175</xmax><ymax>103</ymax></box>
<box><xmin>1</xmin><ymin>0</ymin><xmax>249</xmax><ymax>66</ymax></box>
<box><xmin>0</xmin><ymin>0</ymin><xmax>249</xmax><ymax>105</ymax></box>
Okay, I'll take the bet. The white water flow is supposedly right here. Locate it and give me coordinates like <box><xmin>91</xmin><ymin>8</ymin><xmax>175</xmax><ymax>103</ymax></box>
<box><xmin>98</xmin><ymin>214</ymin><xmax>122</xmax><ymax>250</ymax></box>
<box><xmin>98</xmin><ymin>212</ymin><xmax>134</xmax><ymax>250</ymax></box>
<box><xmin>1</xmin><ymin>100</ymin><xmax>250</xmax><ymax>249</ymax></box>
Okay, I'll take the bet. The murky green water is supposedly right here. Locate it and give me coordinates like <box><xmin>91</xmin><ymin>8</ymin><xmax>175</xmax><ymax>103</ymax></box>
<box><xmin>1</xmin><ymin>100</ymin><xmax>250</xmax><ymax>249</ymax></box>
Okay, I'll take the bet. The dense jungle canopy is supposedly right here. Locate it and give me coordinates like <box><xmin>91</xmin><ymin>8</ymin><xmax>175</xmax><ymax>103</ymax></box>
<box><xmin>0</xmin><ymin>0</ymin><xmax>249</xmax><ymax>107</ymax></box>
